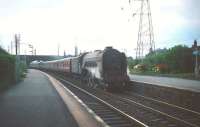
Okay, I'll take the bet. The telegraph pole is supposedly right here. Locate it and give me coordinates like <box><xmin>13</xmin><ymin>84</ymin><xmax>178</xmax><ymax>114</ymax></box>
<box><xmin>75</xmin><ymin>45</ymin><xmax>78</xmax><ymax>56</ymax></box>
<box><xmin>29</xmin><ymin>44</ymin><xmax>34</xmax><ymax>55</ymax></box>
<box><xmin>34</xmin><ymin>49</ymin><xmax>36</xmax><ymax>55</ymax></box>
<box><xmin>14</xmin><ymin>34</ymin><xmax>21</xmax><ymax>82</ymax></box>
<box><xmin>7</xmin><ymin>46</ymin><xmax>10</xmax><ymax>53</ymax></box>
<box><xmin>58</xmin><ymin>43</ymin><xmax>60</xmax><ymax>56</ymax></box>
<box><xmin>11</xmin><ymin>41</ymin><xmax>13</xmax><ymax>54</ymax></box>
<box><xmin>15</xmin><ymin>34</ymin><xmax>18</xmax><ymax>55</ymax></box>
<box><xmin>14</xmin><ymin>34</ymin><xmax>21</xmax><ymax>55</ymax></box>
<box><xmin>64</xmin><ymin>50</ymin><xmax>66</xmax><ymax>57</ymax></box>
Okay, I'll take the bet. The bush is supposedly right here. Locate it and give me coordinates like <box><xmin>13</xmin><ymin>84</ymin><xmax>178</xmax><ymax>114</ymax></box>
<box><xmin>153</xmin><ymin>64</ymin><xmax>169</xmax><ymax>73</ymax></box>
<box><xmin>0</xmin><ymin>59</ymin><xmax>15</xmax><ymax>90</ymax></box>
<box><xmin>128</xmin><ymin>45</ymin><xmax>194</xmax><ymax>74</ymax></box>
<box><xmin>133</xmin><ymin>64</ymin><xmax>147</xmax><ymax>72</ymax></box>
<box><xmin>0</xmin><ymin>54</ymin><xmax>15</xmax><ymax>63</ymax></box>
<box><xmin>0</xmin><ymin>53</ymin><xmax>27</xmax><ymax>90</ymax></box>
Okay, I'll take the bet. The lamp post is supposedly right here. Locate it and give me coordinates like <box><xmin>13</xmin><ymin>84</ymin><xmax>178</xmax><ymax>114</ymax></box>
<box><xmin>194</xmin><ymin>48</ymin><xmax>199</xmax><ymax>77</ymax></box>
<box><xmin>193</xmin><ymin>40</ymin><xmax>199</xmax><ymax>77</ymax></box>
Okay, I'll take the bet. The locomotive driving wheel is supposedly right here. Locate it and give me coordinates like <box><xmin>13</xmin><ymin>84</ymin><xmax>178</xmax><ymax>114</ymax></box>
<box><xmin>86</xmin><ymin>73</ymin><xmax>92</xmax><ymax>88</ymax></box>
<box><xmin>87</xmin><ymin>76</ymin><xmax>92</xmax><ymax>87</ymax></box>
<box><xmin>88</xmin><ymin>76</ymin><xmax>97</xmax><ymax>88</ymax></box>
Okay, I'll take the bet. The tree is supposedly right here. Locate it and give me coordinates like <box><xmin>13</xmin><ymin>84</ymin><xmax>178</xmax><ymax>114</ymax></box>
<box><xmin>166</xmin><ymin>45</ymin><xmax>193</xmax><ymax>73</ymax></box>
<box><xmin>128</xmin><ymin>45</ymin><xmax>194</xmax><ymax>74</ymax></box>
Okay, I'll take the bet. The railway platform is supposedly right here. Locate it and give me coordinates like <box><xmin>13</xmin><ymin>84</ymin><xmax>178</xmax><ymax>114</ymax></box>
<box><xmin>0</xmin><ymin>69</ymin><xmax>106</xmax><ymax>127</ymax></box>
<box><xmin>129</xmin><ymin>74</ymin><xmax>200</xmax><ymax>93</ymax></box>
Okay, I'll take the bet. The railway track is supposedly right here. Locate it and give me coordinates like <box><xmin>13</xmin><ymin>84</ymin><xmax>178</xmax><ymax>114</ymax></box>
<box><xmin>109</xmin><ymin>92</ymin><xmax>200</xmax><ymax>127</ymax></box>
<box><xmin>128</xmin><ymin>80</ymin><xmax>200</xmax><ymax>127</ymax></box>
<box><xmin>49</xmin><ymin>72</ymin><xmax>200</xmax><ymax>127</ymax></box>
<box><xmin>130</xmin><ymin>79</ymin><xmax>200</xmax><ymax>113</ymax></box>
<box><xmin>52</xmin><ymin>74</ymin><xmax>147</xmax><ymax>127</ymax></box>
<box><xmin>120</xmin><ymin>92</ymin><xmax>200</xmax><ymax>127</ymax></box>
<box><xmin>91</xmin><ymin>91</ymin><xmax>196</xmax><ymax>127</ymax></box>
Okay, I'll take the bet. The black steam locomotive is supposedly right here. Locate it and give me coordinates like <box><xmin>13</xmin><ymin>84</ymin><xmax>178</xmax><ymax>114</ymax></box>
<box><xmin>30</xmin><ymin>47</ymin><xmax>130</xmax><ymax>90</ymax></box>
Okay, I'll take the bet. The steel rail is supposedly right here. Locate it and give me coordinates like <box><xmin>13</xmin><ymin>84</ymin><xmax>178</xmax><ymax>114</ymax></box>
<box><xmin>55</xmin><ymin>76</ymin><xmax>148</xmax><ymax>127</ymax></box>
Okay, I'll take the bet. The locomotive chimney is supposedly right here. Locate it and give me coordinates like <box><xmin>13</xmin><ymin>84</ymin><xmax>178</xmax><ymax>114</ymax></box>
<box><xmin>106</xmin><ymin>46</ymin><xmax>113</xmax><ymax>49</ymax></box>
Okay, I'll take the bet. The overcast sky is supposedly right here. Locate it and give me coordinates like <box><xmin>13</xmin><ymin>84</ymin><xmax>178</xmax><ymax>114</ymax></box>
<box><xmin>0</xmin><ymin>0</ymin><xmax>199</xmax><ymax>57</ymax></box>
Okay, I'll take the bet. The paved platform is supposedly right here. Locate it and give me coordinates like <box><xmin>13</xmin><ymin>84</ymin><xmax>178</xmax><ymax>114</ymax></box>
<box><xmin>0</xmin><ymin>69</ymin><xmax>78</xmax><ymax>127</ymax></box>
<box><xmin>129</xmin><ymin>74</ymin><xmax>200</xmax><ymax>93</ymax></box>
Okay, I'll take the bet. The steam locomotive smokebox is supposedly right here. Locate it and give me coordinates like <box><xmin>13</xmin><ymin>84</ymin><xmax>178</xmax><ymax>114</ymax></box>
<box><xmin>130</xmin><ymin>81</ymin><xmax>200</xmax><ymax>112</ymax></box>
<box><xmin>102</xmin><ymin>47</ymin><xmax>128</xmax><ymax>84</ymax></box>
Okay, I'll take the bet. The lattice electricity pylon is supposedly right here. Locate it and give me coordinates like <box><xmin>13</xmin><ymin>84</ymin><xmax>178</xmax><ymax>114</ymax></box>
<box><xmin>136</xmin><ymin>0</ymin><xmax>155</xmax><ymax>59</ymax></box>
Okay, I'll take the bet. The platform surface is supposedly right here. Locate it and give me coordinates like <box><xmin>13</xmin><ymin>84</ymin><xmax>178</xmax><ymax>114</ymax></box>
<box><xmin>0</xmin><ymin>69</ymin><xmax>78</xmax><ymax>127</ymax></box>
<box><xmin>129</xmin><ymin>74</ymin><xmax>200</xmax><ymax>92</ymax></box>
